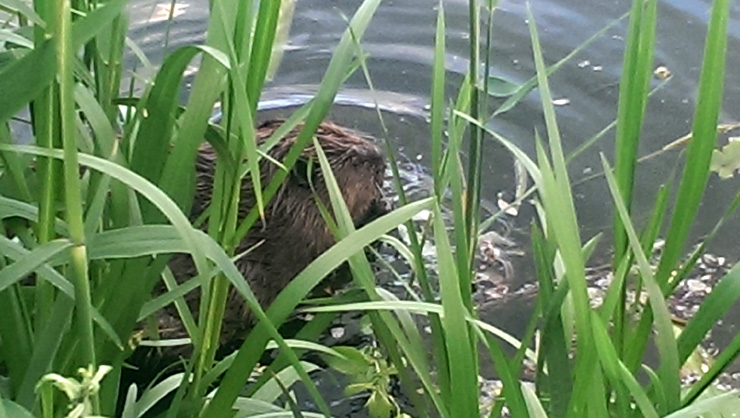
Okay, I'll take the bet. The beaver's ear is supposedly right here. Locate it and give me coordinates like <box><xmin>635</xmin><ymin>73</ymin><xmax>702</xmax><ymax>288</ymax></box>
<box><xmin>290</xmin><ymin>158</ymin><xmax>315</xmax><ymax>188</ymax></box>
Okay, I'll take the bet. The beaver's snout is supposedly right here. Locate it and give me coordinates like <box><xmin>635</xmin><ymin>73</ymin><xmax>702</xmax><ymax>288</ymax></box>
<box><xmin>357</xmin><ymin>195</ymin><xmax>392</xmax><ymax>228</ymax></box>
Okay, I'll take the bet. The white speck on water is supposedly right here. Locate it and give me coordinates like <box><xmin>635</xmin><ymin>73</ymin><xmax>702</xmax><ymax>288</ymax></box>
<box><xmin>552</xmin><ymin>98</ymin><xmax>570</xmax><ymax>106</ymax></box>
<box><xmin>578</xmin><ymin>60</ymin><xmax>590</xmax><ymax>68</ymax></box>
<box><xmin>593</xmin><ymin>66</ymin><xmax>603</xmax><ymax>72</ymax></box>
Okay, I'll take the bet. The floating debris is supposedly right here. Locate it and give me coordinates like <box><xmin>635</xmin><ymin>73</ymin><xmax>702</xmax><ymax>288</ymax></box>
<box><xmin>654</xmin><ymin>65</ymin><xmax>672</xmax><ymax>80</ymax></box>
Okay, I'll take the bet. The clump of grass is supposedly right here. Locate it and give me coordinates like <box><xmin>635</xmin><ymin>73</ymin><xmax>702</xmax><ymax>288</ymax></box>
<box><xmin>0</xmin><ymin>0</ymin><xmax>431</xmax><ymax>416</ymax></box>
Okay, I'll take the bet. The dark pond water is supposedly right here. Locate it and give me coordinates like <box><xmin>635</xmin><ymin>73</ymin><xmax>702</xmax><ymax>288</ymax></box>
<box><xmin>127</xmin><ymin>0</ymin><xmax>740</xmax><ymax>252</ymax></box>
<box><xmin>125</xmin><ymin>0</ymin><xmax>740</xmax><ymax>410</ymax></box>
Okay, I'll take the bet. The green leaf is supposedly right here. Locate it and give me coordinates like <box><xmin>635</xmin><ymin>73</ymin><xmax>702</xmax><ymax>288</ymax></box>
<box><xmin>0</xmin><ymin>239</ymin><xmax>74</xmax><ymax>293</ymax></box>
<box><xmin>485</xmin><ymin>75</ymin><xmax>520</xmax><ymax>97</ymax></box>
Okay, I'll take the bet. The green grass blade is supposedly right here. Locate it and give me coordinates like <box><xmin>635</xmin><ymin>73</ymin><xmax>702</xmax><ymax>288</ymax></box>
<box><xmin>612</xmin><ymin>0</ymin><xmax>657</xmax><ymax>260</ymax></box>
<box><xmin>15</xmin><ymin>297</ymin><xmax>74</xmax><ymax>408</ymax></box>
<box><xmin>601</xmin><ymin>154</ymin><xmax>680</xmax><ymax>411</ymax></box>
<box><xmin>0</xmin><ymin>143</ymin><xmax>209</xmax><ymax>284</ymax></box>
<box><xmin>527</xmin><ymin>7</ymin><xmax>597</xmax><ymax>415</ymax></box>
<box><xmin>681</xmin><ymin>331</ymin><xmax>740</xmax><ymax>406</ymax></box>
<box><xmin>0</xmin><ymin>0</ymin><xmax>45</xmax><ymax>27</ymax></box>
<box><xmin>0</xmin><ymin>240</ymin><xmax>74</xmax><ymax>293</ymax></box>
<box><xmin>667</xmin><ymin>390</ymin><xmax>740</xmax><ymax>418</ymax></box>
<box><xmin>0</xmin><ymin>124</ymin><xmax>32</xmax><ymax>202</ymax></box>
<box><xmin>492</xmin><ymin>11</ymin><xmax>627</xmax><ymax>118</ymax></box>
<box><xmin>432</xmin><ymin>202</ymin><xmax>478</xmax><ymax>417</ymax></box>
<box><xmin>592</xmin><ymin>313</ymin><xmax>658</xmax><ymax>418</ymax></box>
<box><xmin>131</xmin><ymin>45</ymin><xmax>229</xmax><ymax>185</ymax></box>
<box><xmin>677</xmin><ymin>261</ymin><xmax>740</xmax><ymax>364</ymax></box>
<box><xmin>245</xmin><ymin>0</ymin><xmax>281</xmax><ymax>116</ymax></box>
<box><xmin>655</xmin><ymin>0</ymin><xmax>730</xmax><ymax>287</ymax></box>
<box><xmin>522</xmin><ymin>381</ymin><xmax>548</xmax><ymax>418</ymax></box>
<box><xmin>430</xmin><ymin>0</ymin><xmax>445</xmax><ymax>189</ymax></box>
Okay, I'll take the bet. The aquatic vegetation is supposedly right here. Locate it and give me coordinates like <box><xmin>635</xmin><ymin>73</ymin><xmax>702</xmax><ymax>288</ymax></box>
<box><xmin>0</xmin><ymin>0</ymin><xmax>738</xmax><ymax>416</ymax></box>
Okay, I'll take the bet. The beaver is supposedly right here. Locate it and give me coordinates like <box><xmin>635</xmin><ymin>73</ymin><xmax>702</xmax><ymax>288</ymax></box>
<box><xmin>161</xmin><ymin>119</ymin><xmax>389</xmax><ymax>349</ymax></box>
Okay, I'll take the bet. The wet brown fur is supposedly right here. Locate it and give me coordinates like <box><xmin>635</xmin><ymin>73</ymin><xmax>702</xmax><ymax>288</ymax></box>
<box><xmin>166</xmin><ymin>119</ymin><xmax>388</xmax><ymax>345</ymax></box>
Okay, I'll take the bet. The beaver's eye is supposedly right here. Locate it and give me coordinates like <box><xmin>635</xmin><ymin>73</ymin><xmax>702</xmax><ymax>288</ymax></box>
<box><xmin>291</xmin><ymin>159</ymin><xmax>314</xmax><ymax>188</ymax></box>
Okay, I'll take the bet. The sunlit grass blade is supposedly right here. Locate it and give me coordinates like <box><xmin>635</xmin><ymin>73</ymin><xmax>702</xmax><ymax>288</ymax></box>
<box><xmin>313</xmin><ymin>139</ymin><xmax>438</xmax><ymax>416</ymax></box>
<box><xmin>0</xmin><ymin>0</ymin><xmax>45</xmax><ymax>27</ymax></box>
<box><xmin>0</xmin><ymin>143</ymin><xmax>210</xmax><ymax>292</ymax></box>
<box><xmin>245</xmin><ymin>0</ymin><xmax>281</xmax><ymax>115</ymax></box>
<box><xmin>432</xmin><ymin>202</ymin><xmax>478</xmax><ymax>417</ymax></box>
<box><xmin>522</xmin><ymin>382</ymin><xmax>548</xmax><ymax>418</ymax></box>
<box><xmin>0</xmin><ymin>240</ymin><xmax>74</xmax><ymax>293</ymax></box>
<box><xmin>0</xmin><ymin>197</ymin><xmax>66</xmax><ymax>233</ymax></box>
<box><xmin>527</xmin><ymin>6</ymin><xmax>597</xmax><ymax>415</ymax></box>
<box><xmin>55</xmin><ymin>0</ymin><xmax>98</xmax><ymax>380</ymax></box>
<box><xmin>156</xmin><ymin>0</ymin><xmax>240</xmax><ymax>214</ymax></box>
<box><xmin>123</xmin><ymin>373</ymin><xmax>184</xmax><ymax>417</ymax></box>
<box><xmin>479</xmin><ymin>331</ymin><xmax>528</xmax><ymax>417</ymax></box>
<box><xmin>303</xmin><ymin>301</ymin><xmax>529</xmax><ymax>356</ymax></box>
<box><xmin>667</xmin><ymin>390</ymin><xmax>740</xmax><ymax>417</ymax></box>
<box><xmin>531</xmin><ymin>224</ymin><xmax>572</xmax><ymax>418</ymax></box>
<box><xmin>612</xmin><ymin>0</ymin><xmax>657</xmax><ymax>261</ymax></box>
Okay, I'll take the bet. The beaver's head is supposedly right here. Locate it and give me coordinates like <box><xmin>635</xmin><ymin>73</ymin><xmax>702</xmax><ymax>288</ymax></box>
<box><xmin>297</xmin><ymin>124</ymin><xmax>389</xmax><ymax>230</ymax></box>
